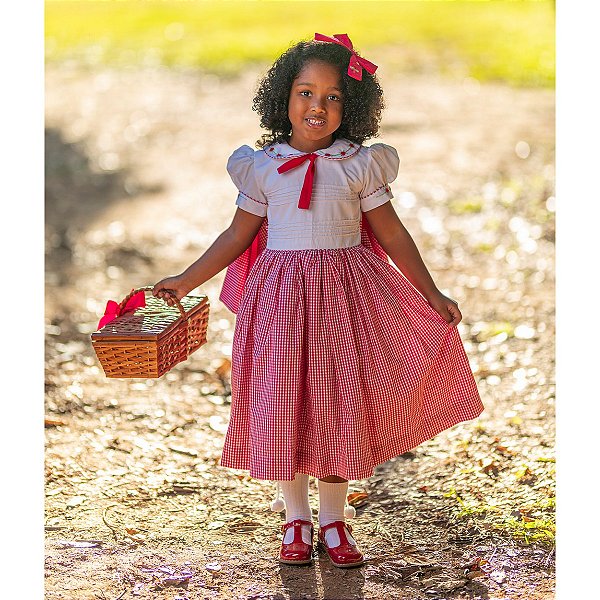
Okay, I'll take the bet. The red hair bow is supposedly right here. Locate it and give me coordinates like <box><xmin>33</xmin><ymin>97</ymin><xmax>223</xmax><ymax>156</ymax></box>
<box><xmin>314</xmin><ymin>33</ymin><xmax>378</xmax><ymax>81</ymax></box>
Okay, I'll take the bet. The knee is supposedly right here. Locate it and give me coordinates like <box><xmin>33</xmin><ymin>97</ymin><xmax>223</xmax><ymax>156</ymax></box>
<box><xmin>319</xmin><ymin>475</ymin><xmax>348</xmax><ymax>483</ymax></box>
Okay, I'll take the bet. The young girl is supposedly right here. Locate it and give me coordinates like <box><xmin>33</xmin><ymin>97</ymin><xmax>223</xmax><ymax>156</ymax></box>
<box><xmin>153</xmin><ymin>33</ymin><xmax>484</xmax><ymax>568</ymax></box>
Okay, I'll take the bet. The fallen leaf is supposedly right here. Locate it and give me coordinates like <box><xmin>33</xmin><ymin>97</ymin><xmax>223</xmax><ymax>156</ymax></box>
<box><xmin>168</xmin><ymin>445</ymin><xmax>199</xmax><ymax>457</ymax></box>
<box><xmin>495</xmin><ymin>444</ymin><xmax>517</xmax><ymax>456</ymax></box>
<box><xmin>480</xmin><ymin>458</ymin><xmax>500</xmax><ymax>475</ymax></box>
<box><xmin>404</xmin><ymin>553</ymin><xmax>437</xmax><ymax>566</ymax></box>
<box><xmin>215</xmin><ymin>359</ymin><xmax>231</xmax><ymax>378</ymax></box>
<box><xmin>461</xmin><ymin>556</ymin><xmax>488</xmax><ymax>579</ymax></box>
<box><xmin>45</xmin><ymin>418</ymin><xmax>67</xmax><ymax>427</ymax></box>
<box><xmin>162</xmin><ymin>574</ymin><xmax>192</xmax><ymax>586</ymax></box>
<box><xmin>465</xmin><ymin>568</ymin><xmax>486</xmax><ymax>580</ymax></box>
<box><xmin>347</xmin><ymin>492</ymin><xmax>369</xmax><ymax>507</ymax></box>
<box><xmin>228</xmin><ymin>521</ymin><xmax>262</xmax><ymax>532</ymax></box>
<box><xmin>207</xmin><ymin>520</ymin><xmax>225</xmax><ymax>530</ymax></box>
<box><xmin>205</xmin><ymin>562</ymin><xmax>222</xmax><ymax>572</ymax></box>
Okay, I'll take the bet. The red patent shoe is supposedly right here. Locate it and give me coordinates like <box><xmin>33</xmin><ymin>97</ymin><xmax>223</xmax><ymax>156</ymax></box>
<box><xmin>318</xmin><ymin>520</ymin><xmax>364</xmax><ymax>568</ymax></box>
<box><xmin>279</xmin><ymin>519</ymin><xmax>314</xmax><ymax>565</ymax></box>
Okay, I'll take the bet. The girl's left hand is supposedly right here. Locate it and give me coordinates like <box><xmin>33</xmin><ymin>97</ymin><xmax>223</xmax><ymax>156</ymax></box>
<box><xmin>427</xmin><ymin>291</ymin><xmax>462</xmax><ymax>326</ymax></box>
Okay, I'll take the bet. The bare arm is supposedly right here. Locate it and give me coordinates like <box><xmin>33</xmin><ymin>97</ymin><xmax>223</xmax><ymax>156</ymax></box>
<box><xmin>364</xmin><ymin>201</ymin><xmax>461</xmax><ymax>325</ymax></box>
<box><xmin>153</xmin><ymin>207</ymin><xmax>265</xmax><ymax>303</ymax></box>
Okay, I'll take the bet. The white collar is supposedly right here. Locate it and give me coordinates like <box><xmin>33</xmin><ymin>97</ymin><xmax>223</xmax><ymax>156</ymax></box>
<box><xmin>263</xmin><ymin>137</ymin><xmax>361</xmax><ymax>160</ymax></box>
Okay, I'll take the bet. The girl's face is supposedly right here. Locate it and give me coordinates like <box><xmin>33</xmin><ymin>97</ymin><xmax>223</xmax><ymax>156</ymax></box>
<box><xmin>287</xmin><ymin>60</ymin><xmax>344</xmax><ymax>153</ymax></box>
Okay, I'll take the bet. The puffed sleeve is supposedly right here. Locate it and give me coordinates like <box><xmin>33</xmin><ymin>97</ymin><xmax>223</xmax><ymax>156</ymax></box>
<box><xmin>359</xmin><ymin>143</ymin><xmax>400</xmax><ymax>212</ymax></box>
<box><xmin>226</xmin><ymin>145</ymin><xmax>268</xmax><ymax>217</ymax></box>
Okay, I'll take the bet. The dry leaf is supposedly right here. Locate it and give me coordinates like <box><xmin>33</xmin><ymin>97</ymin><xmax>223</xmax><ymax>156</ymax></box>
<box><xmin>404</xmin><ymin>553</ymin><xmax>437</xmax><ymax>566</ymax></box>
<box><xmin>215</xmin><ymin>359</ymin><xmax>231</xmax><ymax>378</ymax></box>
<box><xmin>228</xmin><ymin>521</ymin><xmax>262</xmax><ymax>532</ymax></box>
<box><xmin>465</xmin><ymin>569</ymin><xmax>486</xmax><ymax>580</ymax></box>
<box><xmin>162</xmin><ymin>574</ymin><xmax>192</xmax><ymax>586</ymax></box>
<box><xmin>347</xmin><ymin>492</ymin><xmax>369</xmax><ymax>507</ymax></box>
<box><xmin>461</xmin><ymin>556</ymin><xmax>488</xmax><ymax>579</ymax></box>
<box><xmin>480</xmin><ymin>458</ymin><xmax>500</xmax><ymax>475</ymax></box>
<box><xmin>168</xmin><ymin>445</ymin><xmax>198</xmax><ymax>457</ymax></box>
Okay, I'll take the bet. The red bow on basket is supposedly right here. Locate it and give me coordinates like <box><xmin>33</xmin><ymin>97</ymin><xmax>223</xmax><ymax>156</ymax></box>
<box><xmin>97</xmin><ymin>290</ymin><xmax>146</xmax><ymax>330</ymax></box>
<box><xmin>314</xmin><ymin>33</ymin><xmax>378</xmax><ymax>81</ymax></box>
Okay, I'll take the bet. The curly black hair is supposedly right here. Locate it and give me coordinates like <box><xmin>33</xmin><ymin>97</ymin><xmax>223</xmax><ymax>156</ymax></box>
<box><xmin>253</xmin><ymin>38</ymin><xmax>385</xmax><ymax>148</ymax></box>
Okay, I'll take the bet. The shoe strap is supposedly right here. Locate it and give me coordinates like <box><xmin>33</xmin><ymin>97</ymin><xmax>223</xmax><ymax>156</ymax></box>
<box><xmin>281</xmin><ymin>519</ymin><xmax>313</xmax><ymax>544</ymax></box>
<box><xmin>320</xmin><ymin>520</ymin><xmax>353</xmax><ymax>544</ymax></box>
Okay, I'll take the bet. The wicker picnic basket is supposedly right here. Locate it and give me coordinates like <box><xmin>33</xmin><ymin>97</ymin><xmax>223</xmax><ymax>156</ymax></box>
<box><xmin>91</xmin><ymin>286</ymin><xmax>210</xmax><ymax>378</ymax></box>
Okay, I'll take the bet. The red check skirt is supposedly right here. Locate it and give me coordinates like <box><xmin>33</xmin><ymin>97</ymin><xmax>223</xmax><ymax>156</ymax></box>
<box><xmin>219</xmin><ymin>244</ymin><xmax>484</xmax><ymax>481</ymax></box>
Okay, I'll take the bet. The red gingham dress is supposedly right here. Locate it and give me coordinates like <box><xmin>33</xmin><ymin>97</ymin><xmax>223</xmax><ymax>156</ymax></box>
<box><xmin>219</xmin><ymin>138</ymin><xmax>484</xmax><ymax>482</ymax></box>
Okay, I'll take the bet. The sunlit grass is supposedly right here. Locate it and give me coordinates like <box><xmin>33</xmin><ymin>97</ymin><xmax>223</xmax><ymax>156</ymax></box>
<box><xmin>444</xmin><ymin>486</ymin><xmax>556</xmax><ymax>546</ymax></box>
<box><xmin>45</xmin><ymin>0</ymin><xmax>554</xmax><ymax>87</ymax></box>
<box><xmin>497</xmin><ymin>516</ymin><xmax>555</xmax><ymax>545</ymax></box>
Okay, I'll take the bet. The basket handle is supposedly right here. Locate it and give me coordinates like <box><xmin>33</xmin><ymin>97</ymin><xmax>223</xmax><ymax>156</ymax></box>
<box><xmin>118</xmin><ymin>285</ymin><xmax>186</xmax><ymax>318</ymax></box>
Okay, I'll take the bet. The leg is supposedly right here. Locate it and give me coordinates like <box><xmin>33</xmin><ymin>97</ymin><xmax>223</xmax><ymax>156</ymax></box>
<box><xmin>280</xmin><ymin>473</ymin><xmax>311</xmax><ymax>525</ymax></box>
<box><xmin>317</xmin><ymin>476</ymin><xmax>364</xmax><ymax>568</ymax></box>
<box><xmin>317</xmin><ymin>477</ymin><xmax>350</xmax><ymax>531</ymax></box>
<box><xmin>277</xmin><ymin>473</ymin><xmax>314</xmax><ymax>565</ymax></box>
<box><xmin>319</xmin><ymin>475</ymin><xmax>347</xmax><ymax>483</ymax></box>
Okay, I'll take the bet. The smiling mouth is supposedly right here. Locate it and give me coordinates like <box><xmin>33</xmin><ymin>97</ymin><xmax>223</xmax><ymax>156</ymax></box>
<box><xmin>305</xmin><ymin>118</ymin><xmax>326</xmax><ymax>128</ymax></box>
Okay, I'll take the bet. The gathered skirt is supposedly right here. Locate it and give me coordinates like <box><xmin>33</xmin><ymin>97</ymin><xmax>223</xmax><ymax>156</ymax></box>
<box><xmin>219</xmin><ymin>244</ymin><xmax>484</xmax><ymax>481</ymax></box>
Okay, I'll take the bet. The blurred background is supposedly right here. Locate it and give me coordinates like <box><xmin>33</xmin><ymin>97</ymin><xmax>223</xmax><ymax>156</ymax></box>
<box><xmin>44</xmin><ymin>2</ymin><xmax>556</xmax><ymax>598</ymax></box>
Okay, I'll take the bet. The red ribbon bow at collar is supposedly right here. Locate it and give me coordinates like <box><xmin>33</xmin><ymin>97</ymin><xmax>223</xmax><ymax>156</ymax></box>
<box><xmin>277</xmin><ymin>152</ymin><xmax>318</xmax><ymax>209</ymax></box>
<box><xmin>314</xmin><ymin>33</ymin><xmax>378</xmax><ymax>81</ymax></box>
<box><xmin>97</xmin><ymin>290</ymin><xmax>146</xmax><ymax>330</ymax></box>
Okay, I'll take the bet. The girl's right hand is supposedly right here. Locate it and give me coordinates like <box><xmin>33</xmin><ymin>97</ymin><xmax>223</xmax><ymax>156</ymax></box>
<box><xmin>152</xmin><ymin>275</ymin><xmax>190</xmax><ymax>307</ymax></box>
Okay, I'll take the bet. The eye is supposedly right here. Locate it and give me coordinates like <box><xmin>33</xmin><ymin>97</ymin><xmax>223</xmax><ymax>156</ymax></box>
<box><xmin>299</xmin><ymin>90</ymin><xmax>311</xmax><ymax>97</ymax></box>
<box><xmin>328</xmin><ymin>94</ymin><xmax>341</xmax><ymax>101</ymax></box>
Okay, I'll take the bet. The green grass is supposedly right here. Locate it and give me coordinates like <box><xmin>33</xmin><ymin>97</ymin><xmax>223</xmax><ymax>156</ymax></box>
<box><xmin>444</xmin><ymin>486</ymin><xmax>556</xmax><ymax>546</ymax></box>
<box><xmin>498</xmin><ymin>516</ymin><xmax>555</xmax><ymax>545</ymax></box>
<box><xmin>45</xmin><ymin>0</ymin><xmax>554</xmax><ymax>87</ymax></box>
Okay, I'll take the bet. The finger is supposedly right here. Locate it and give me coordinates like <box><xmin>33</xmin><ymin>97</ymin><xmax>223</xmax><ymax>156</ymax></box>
<box><xmin>448</xmin><ymin>303</ymin><xmax>462</xmax><ymax>326</ymax></box>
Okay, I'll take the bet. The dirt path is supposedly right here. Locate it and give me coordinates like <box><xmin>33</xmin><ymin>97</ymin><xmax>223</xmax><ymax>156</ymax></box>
<box><xmin>45</xmin><ymin>63</ymin><xmax>555</xmax><ymax>599</ymax></box>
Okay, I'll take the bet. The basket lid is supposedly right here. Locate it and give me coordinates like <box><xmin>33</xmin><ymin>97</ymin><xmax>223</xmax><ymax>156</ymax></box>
<box><xmin>91</xmin><ymin>294</ymin><xmax>209</xmax><ymax>342</ymax></box>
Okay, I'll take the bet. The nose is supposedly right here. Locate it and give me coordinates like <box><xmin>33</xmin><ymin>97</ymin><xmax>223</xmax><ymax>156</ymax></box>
<box><xmin>310</xmin><ymin>96</ymin><xmax>327</xmax><ymax>113</ymax></box>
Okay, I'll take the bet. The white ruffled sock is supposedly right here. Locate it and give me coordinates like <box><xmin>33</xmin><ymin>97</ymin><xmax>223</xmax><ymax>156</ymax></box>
<box><xmin>318</xmin><ymin>480</ymin><xmax>357</xmax><ymax>547</ymax></box>
<box><xmin>280</xmin><ymin>473</ymin><xmax>312</xmax><ymax>544</ymax></box>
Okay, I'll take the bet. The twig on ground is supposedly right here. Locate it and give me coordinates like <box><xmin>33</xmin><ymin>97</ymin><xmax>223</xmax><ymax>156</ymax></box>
<box><xmin>544</xmin><ymin>545</ymin><xmax>555</xmax><ymax>567</ymax></box>
<box><xmin>102</xmin><ymin>503</ymin><xmax>122</xmax><ymax>541</ymax></box>
<box><xmin>489</xmin><ymin>544</ymin><xmax>499</xmax><ymax>563</ymax></box>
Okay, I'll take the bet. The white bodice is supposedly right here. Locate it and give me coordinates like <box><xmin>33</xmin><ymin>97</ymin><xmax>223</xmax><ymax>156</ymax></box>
<box><xmin>226</xmin><ymin>138</ymin><xmax>400</xmax><ymax>250</ymax></box>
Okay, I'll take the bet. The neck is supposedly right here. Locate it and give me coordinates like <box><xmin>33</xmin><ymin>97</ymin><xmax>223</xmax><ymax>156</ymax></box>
<box><xmin>287</xmin><ymin>134</ymin><xmax>335</xmax><ymax>154</ymax></box>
